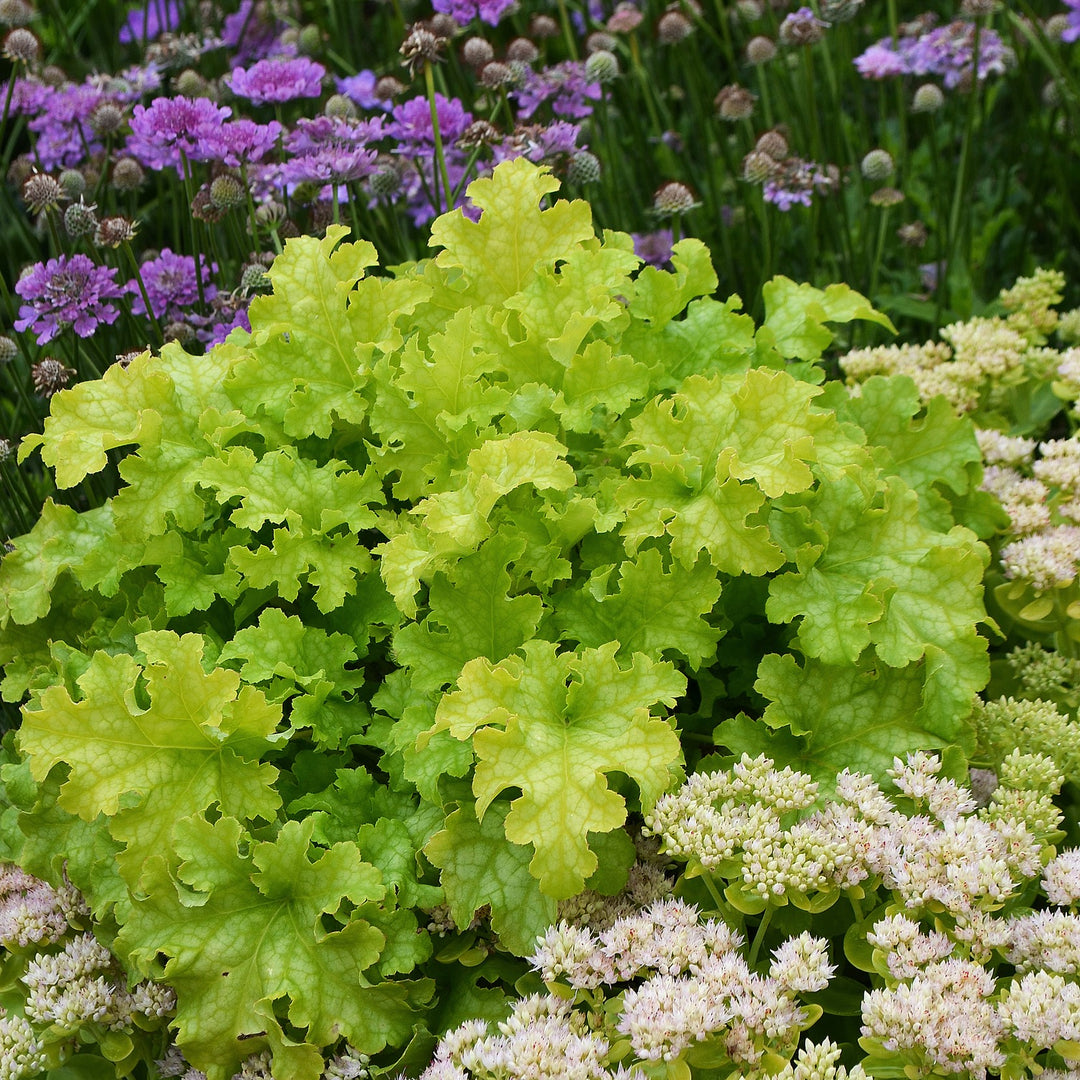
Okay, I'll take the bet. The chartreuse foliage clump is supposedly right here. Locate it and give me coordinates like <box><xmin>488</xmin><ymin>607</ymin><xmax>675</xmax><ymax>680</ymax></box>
<box><xmin>0</xmin><ymin>159</ymin><xmax>993</xmax><ymax>1079</ymax></box>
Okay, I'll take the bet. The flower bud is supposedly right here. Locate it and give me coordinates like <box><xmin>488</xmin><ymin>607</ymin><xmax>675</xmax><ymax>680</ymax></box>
<box><xmin>566</xmin><ymin>149</ymin><xmax>601</xmax><ymax>185</ymax></box>
<box><xmin>58</xmin><ymin>169</ymin><xmax>86</xmax><ymax>199</ymax></box>
<box><xmin>324</xmin><ymin>93</ymin><xmax>357</xmax><ymax>118</ymax></box>
<box><xmin>63</xmin><ymin>199</ymin><xmax>99</xmax><ymax>238</ymax></box>
<box><xmin>911</xmin><ymin>82</ymin><xmax>945</xmax><ymax>113</ymax></box>
<box><xmin>297</xmin><ymin>23</ymin><xmax>323</xmax><ymax>55</ymax></box>
<box><xmin>173</xmin><ymin>68</ymin><xmax>210</xmax><ymax>98</ymax></box>
<box><xmin>209</xmin><ymin>173</ymin><xmax>246</xmax><ymax>211</ymax></box>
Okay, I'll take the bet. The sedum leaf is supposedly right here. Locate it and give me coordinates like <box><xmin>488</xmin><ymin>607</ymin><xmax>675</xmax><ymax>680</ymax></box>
<box><xmin>425</xmin><ymin>640</ymin><xmax>684</xmax><ymax>898</ymax></box>
<box><xmin>17</xmin><ymin>630</ymin><xmax>282</xmax><ymax>887</ymax></box>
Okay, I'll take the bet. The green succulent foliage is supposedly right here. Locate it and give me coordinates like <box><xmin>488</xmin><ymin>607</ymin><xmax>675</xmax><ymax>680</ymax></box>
<box><xmin>0</xmin><ymin>158</ymin><xmax>991</xmax><ymax>1073</ymax></box>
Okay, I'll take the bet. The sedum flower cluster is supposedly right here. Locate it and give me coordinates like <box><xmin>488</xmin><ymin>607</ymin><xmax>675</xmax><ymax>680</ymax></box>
<box><xmin>0</xmin><ymin>864</ymin><xmax>175</xmax><ymax>1080</ymax></box>
<box><xmin>973</xmin><ymin>694</ymin><xmax>1080</xmax><ymax>784</ymax></box>
<box><xmin>422</xmin><ymin>750</ymin><xmax>1080</xmax><ymax>1080</ymax></box>
<box><xmin>839</xmin><ymin>268</ymin><xmax>1066</xmax><ymax>417</ymax></box>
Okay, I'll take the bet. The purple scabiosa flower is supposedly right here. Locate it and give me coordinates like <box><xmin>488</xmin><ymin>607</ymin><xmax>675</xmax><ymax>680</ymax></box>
<box><xmin>763</xmin><ymin>158</ymin><xmax>834</xmax><ymax>210</ymax></box>
<box><xmin>126</xmin><ymin>95</ymin><xmax>232</xmax><ymax>171</ymax></box>
<box><xmin>432</xmin><ymin>0</ymin><xmax>516</xmax><ymax>26</ymax></box>
<box><xmin>336</xmin><ymin>70</ymin><xmax>386</xmax><ymax>111</ymax></box>
<box><xmin>200</xmin><ymin>118</ymin><xmax>282</xmax><ymax>167</ymax></box>
<box><xmin>97</xmin><ymin>62</ymin><xmax>164</xmax><ymax>103</ymax></box>
<box><xmin>14</xmin><ymin>254</ymin><xmax>124</xmax><ymax>344</ymax></box>
<box><xmin>513</xmin><ymin>61</ymin><xmax>602</xmax><ymax>120</ymax></box>
<box><xmin>631</xmin><ymin>229</ymin><xmax>674</xmax><ymax>268</ymax></box>
<box><xmin>388</xmin><ymin>93</ymin><xmax>473</xmax><ymax>151</ymax></box>
<box><xmin>907</xmin><ymin>21</ymin><xmax>1012</xmax><ymax>87</ymax></box>
<box><xmin>203</xmin><ymin>301</ymin><xmax>251</xmax><ymax>347</ymax></box>
<box><xmin>227</xmin><ymin>57</ymin><xmax>326</xmax><ymax>105</ymax></box>
<box><xmin>281</xmin><ymin>145</ymin><xmax>377</xmax><ymax>186</ymax></box>
<box><xmin>128</xmin><ymin>248</ymin><xmax>218</xmax><ymax>322</ymax></box>
<box><xmin>119</xmin><ymin>0</ymin><xmax>182</xmax><ymax>44</ymax></box>
<box><xmin>26</xmin><ymin>81</ymin><xmax>106</xmax><ymax>170</ymax></box>
<box><xmin>854</xmin><ymin>41</ymin><xmax>908</xmax><ymax>79</ymax></box>
<box><xmin>1062</xmin><ymin>0</ymin><xmax>1080</xmax><ymax>42</ymax></box>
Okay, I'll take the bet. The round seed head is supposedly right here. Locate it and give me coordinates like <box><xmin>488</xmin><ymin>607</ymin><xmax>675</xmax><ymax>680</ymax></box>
<box><xmin>756</xmin><ymin>130</ymin><xmax>789</xmax><ymax>159</ymax></box>
<box><xmin>254</xmin><ymin>199</ymin><xmax>287</xmax><ymax>226</ymax></box>
<box><xmin>368</xmin><ymin>163</ymin><xmax>403</xmax><ymax>198</ymax></box>
<box><xmin>400</xmin><ymin>25</ymin><xmax>446</xmax><ymax>75</ymax></box>
<box><xmin>506</xmin><ymin>36</ymin><xmax>539</xmax><ymax>63</ymax></box>
<box><xmin>911</xmin><ymin>82</ymin><xmax>945</xmax><ymax>113</ymax></box>
<box><xmin>115</xmin><ymin>349</ymin><xmax>144</xmax><ymax>369</ymax></box>
<box><xmin>1042</xmin><ymin>79</ymin><xmax>1063</xmax><ymax>108</ymax></box>
<box><xmin>529</xmin><ymin>14</ymin><xmax>559</xmax><ymax>38</ymax></box>
<box><xmin>163</xmin><ymin>321</ymin><xmax>196</xmax><ymax>344</ymax></box>
<box><xmin>2</xmin><ymin>26</ymin><xmax>38</xmax><ymax>63</ymax></box>
<box><xmin>324</xmin><ymin>93</ymin><xmax>357</xmax><ymax>118</ymax></box>
<box><xmin>742</xmin><ymin>149</ymin><xmax>776</xmax><ymax>182</ymax></box>
<box><xmin>735</xmin><ymin>0</ymin><xmax>763</xmax><ymax>20</ymax></box>
<box><xmin>745</xmin><ymin>35</ymin><xmax>777</xmax><ymax>63</ymax></box>
<box><xmin>89</xmin><ymin>100</ymin><xmax>124</xmax><ymax>136</ymax></box>
<box><xmin>21</xmin><ymin>172</ymin><xmax>62</xmax><ymax>213</ymax></box>
<box><xmin>566</xmin><ymin>149</ymin><xmax>601</xmax><ymax>185</ymax></box>
<box><xmin>653</xmin><ymin>180</ymin><xmax>699</xmax><ymax>214</ymax></box>
<box><xmin>715</xmin><ymin>83</ymin><xmax>755</xmax><ymax>121</ymax></box>
<box><xmin>479</xmin><ymin>60</ymin><xmax>515</xmax><ymax>89</ymax></box>
<box><xmin>869</xmin><ymin>185</ymin><xmax>904</xmax><ymax>208</ymax></box>
<box><xmin>0</xmin><ymin>438</ymin><xmax>13</xmax><ymax>464</ymax></box>
<box><xmin>173</xmin><ymin>68</ymin><xmax>210</xmax><ymax>97</ymax></box>
<box><xmin>93</xmin><ymin>214</ymin><xmax>138</xmax><ymax>247</ymax></box>
<box><xmin>0</xmin><ymin>335</ymin><xmax>17</xmax><ymax>363</ymax></box>
<box><xmin>58</xmin><ymin>168</ymin><xmax>85</xmax><ymax>199</ymax></box>
<box><xmin>374</xmin><ymin>75</ymin><xmax>405</xmax><ymax>101</ymax></box>
<box><xmin>429</xmin><ymin>13</ymin><xmax>459</xmax><ymax>38</ymax></box>
<box><xmin>40</xmin><ymin>63</ymin><xmax>65</xmax><ymax>86</ymax></box>
<box><xmin>656</xmin><ymin>10</ymin><xmax>693</xmax><ymax>43</ymax></box>
<box><xmin>960</xmin><ymin>0</ymin><xmax>994</xmax><ymax>15</ymax></box>
<box><xmin>897</xmin><ymin>221</ymin><xmax>928</xmax><ymax>248</ymax></box>
<box><xmin>63</xmin><ymin>199</ymin><xmax>99</xmax><ymax>238</ymax></box>
<box><xmin>0</xmin><ymin>0</ymin><xmax>34</xmax><ymax>28</ymax></box>
<box><xmin>240</xmin><ymin>263</ymin><xmax>270</xmax><ymax>293</ymax></box>
<box><xmin>820</xmin><ymin>0</ymin><xmax>863</xmax><ymax>21</ymax></box>
<box><xmin>298</xmin><ymin>23</ymin><xmax>323</xmax><ymax>55</ymax></box>
<box><xmin>585</xmin><ymin>30</ymin><xmax>617</xmax><ymax>53</ymax></box>
<box><xmin>1045</xmin><ymin>13</ymin><xmax>1071</xmax><ymax>39</ymax></box>
<box><xmin>608</xmin><ymin>4</ymin><xmax>644</xmax><ymax>32</ymax></box>
<box><xmin>860</xmin><ymin>147</ymin><xmax>894</xmax><ymax>181</ymax></box>
<box><xmin>779</xmin><ymin>7</ymin><xmax>827</xmax><ymax>45</ymax></box>
<box><xmin>457</xmin><ymin>119</ymin><xmax>500</xmax><ymax>149</ymax></box>
<box><xmin>7</xmin><ymin>155</ymin><xmax>33</xmax><ymax>187</ymax></box>
<box><xmin>462</xmin><ymin>36</ymin><xmax>494</xmax><ymax>67</ymax></box>
<box><xmin>190</xmin><ymin>186</ymin><xmax>226</xmax><ymax>223</ymax></box>
<box><xmin>584</xmin><ymin>48</ymin><xmax>619</xmax><ymax>84</ymax></box>
<box><xmin>209</xmin><ymin>173</ymin><xmax>246</xmax><ymax>211</ymax></box>
<box><xmin>31</xmin><ymin>357</ymin><xmax>74</xmax><ymax>397</ymax></box>
<box><xmin>111</xmin><ymin>157</ymin><xmax>145</xmax><ymax>193</ymax></box>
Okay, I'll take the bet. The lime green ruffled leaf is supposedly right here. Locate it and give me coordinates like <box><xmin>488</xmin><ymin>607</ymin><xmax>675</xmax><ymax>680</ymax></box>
<box><xmin>760</xmin><ymin>278</ymin><xmax>896</xmax><ymax>362</ymax></box>
<box><xmin>430</xmin><ymin>158</ymin><xmax>595</xmax><ymax>306</ymax></box>
<box><xmin>426</xmin><ymin>641</ymin><xmax>684</xmax><ymax>898</ymax></box>
<box><xmin>554</xmin><ymin>547</ymin><xmax>724</xmax><ymax>667</ymax></box>
<box><xmin>17</xmin><ymin>630</ymin><xmax>283</xmax><ymax>887</ymax></box>
<box><xmin>425</xmin><ymin>801</ymin><xmax>556</xmax><ymax>956</ymax></box>
<box><xmin>628</xmin><ymin>238</ymin><xmax>718</xmax><ymax>328</ymax></box>
<box><xmin>117</xmin><ymin>815</ymin><xmax>428</xmax><ymax>1080</ymax></box>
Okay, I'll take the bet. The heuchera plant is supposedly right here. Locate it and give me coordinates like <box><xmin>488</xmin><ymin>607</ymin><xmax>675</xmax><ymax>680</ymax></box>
<box><xmin>0</xmin><ymin>159</ymin><xmax>994</xmax><ymax>1079</ymax></box>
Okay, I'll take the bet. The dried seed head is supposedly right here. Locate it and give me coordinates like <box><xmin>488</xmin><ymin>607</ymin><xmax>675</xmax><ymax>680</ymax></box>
<box><xmin>755</xmin><ymin>129</ymin><xmax>789</xmax><ymax>158</ymax></box>
<box><xmin>457</xmin><ymin>119</ymin><xmax>500</xmax><ymax>149</ymax></box>
<box><xmin>374</xmin><ymin>75</ymin><xmax>405</xmax><ymax>101</ymax></box>
<box><xmin>93</xmin><ymin>214</ymin><xmax>138</xmax><ymax>247</ymax></box>
<box><xmin>960</xmin><ymin>0</ymin><xmax>994</xmax><ymax>15</ymax></box>
<box><xmin>1042</xmin><ymin>79</ymin><xmax>1063</xmax><ymax>108</ymax></box>
<box><xmin>7</xmin><ymin>155</ymin><xmax>32</xmax><ymax>187</ymax></box>
<box><xmin>742</xmin><ymin>149</ymin><xmax>778</xmax><ymax>183</ymax></box>
<box><xmin>819</xmin><ymin>0</ymin><xmax>862</xmax><ymax>21</ymax></box>
<box><xmin>897</xmin><ymin>221</ymin><xmax>928</xmax><ymax>248</ymax></box>
<box><xmin>869</xmin><ymin>185</ymin><xmax>904</xmax><ymax>208</ymax></box>
<box><xmin>163</xmin><ymin>320</ymin><xmax>196</xmax><ymax>344</ymax></box>
<box><xmin>31</xmin><ymin>357</ymin><xmax>74</xmax><ymax>397</ymax></box>
<box><xmin>584</xmin><ymin>48</ymin><xmax>619</xmax><ymax>84</ymax></box>
<box><xmin>400</xmin><ymin>25</ymin><xmax>446</xmax><ymax>76</ymax></box>
<box><xmin>254</xmin><ymin>199</ymin><xmax>287</xmax><ymax>226</ymax></box>
<box><xmin>911</xmin><ymin>82</ymin><xmax>945</xmax><ymax>113</ymax></box>
<box><xmin>429</xmin><ymin>13</ymin><xmax>459</xmax><ymax>38</ymax></box>
<box><xmin>715</xmin><ymin>83</ymin><xmax>756</xmax><ymax>121</ymax></box>
<box><xmin>209</xmin><ymin>173</ymin><xmax>246</xmax><ymax>211</ymax></box>
<box><xmin>656</xmin><ymin>9</ymin><xmax>693</xmax><ymax>43</ymax></box>
<box><xmin>479</xmin><ymin>60</ymin><xmax>515</xmax><ymax>89</ymax></box>
<box><xmin>57</xmin><ymin>168</ymin><xmax>86</xmax><ymax>199</ymax></box>
<box><xmin>63</xmin><ymin>199</ymin><xmax>99</xmax><ymax>238</ymax></box>
<box><xmin>1044</xmin><ymin>13</ymin><xmax>1071</xmax><ymax>39</ymax></box>
<box><xmin>745</xmin><ymin>35</ymin><xmax>777</xmax><ymax>63</ymax></box>
<box><xmin>89</xmin><ymin>100</ymin><xmax>124</xmax><ymax>136</ymax></box>
<box><xmin>529</xmin><ymin>14</ymin><xmax>559</xmax><ymax>38</ymax></box>
<box><xmin>506</xmin><ymin>36</ymin><xmax>539</xmax><ymax>63</ymax></box>
<box><xmin>607</xmin><ymin>4</ymin><xmax>643</xmax><ymax>32</ymax></box>
<box><xmin>39</xmin><ymin>63</ymin><xmax>65</xmax><ymax>86</ymax></box>
<box><xmin>0</xmin><ymin>0</ymin><xmax>34</xmax><ymax>28</ymax></box>
<box><xmin>0</xmin><ymin>335</ymin><xmax>17</xmax><ymax>364</ymax></box>
<box><xmin>324</xmin><ymin>93</ymin><xmax>357</xmax><ymax>119</ymax></box>
<box><xmin>860</xmin><ymin>147</ymin><xmax>894</xmax><ymax>181</ymax></box>
<box><xmin>115</xmin><ymin>349</ymin><xmax>144</xmax><ymax>369</ymax></box>
<box><xmin>239</xmin><ymin>263</ymin><xmax>270</xmax><ymax>293</ymax></box>
<box><xmin>585</xmin><ymin>30</ymin><xmax>617</xmax><ymax>53</ymax></box>
<box><xmin>2</xmin><ymin>26</ymin><xmax>39</xmax><ymax>63</ymax></box>
<box><xmin>21</xmin><ymin>172</ymin><xmax>62</xmax><ymax>213</ymax></box>
<box><xmin>111</xmin><ymin>157</ymin><xmax>145</xmax><ymax>193</ymax></box>
<box><xmin>368</xmin><ymin>161</ymin><xmax>403</xmax><ymax>199</ymax></box>
<box><xmin>779</xmin><ymin>7</ymin><xmax>828</xmax><ymax>45</ymax></box>
<box><xmin>566</xmin><ymin>149</ymin><xmax>601</xmax><ymax>185</ymax></box>
<box><xmin>462</xmin><ymin>36</ymin><xmax>494</xmax><ymax>68</ymax></box>
<box><xmin>652</xmin><ymin>180</ymin><xmax>699</xmax><ymax>215</ymax></box>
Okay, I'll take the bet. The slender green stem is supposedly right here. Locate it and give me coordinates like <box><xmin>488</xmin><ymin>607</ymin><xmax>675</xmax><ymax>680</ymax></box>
<box><xmin>748</xmin><ymin>905</ymin><xmax>774</xmax><ymax>968</ymax></box>
<box><xmin>424</xmin><ymin>61</ymin><xmax>452</xmax><ymax>216</ymax></box>
<box><xmin>123</xmin><ymin>240</ymin><xmax>164</xmax><ymax>346</ymax></box>
<box><xmin>554</xmin><ymin>0</ymin><xmax>579</xmax><ymax>61</ymax></box>
<box><xmin>179</xmin><ymin>152</ymin><xmax>207</xmax><ymax>309</ymax></box>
